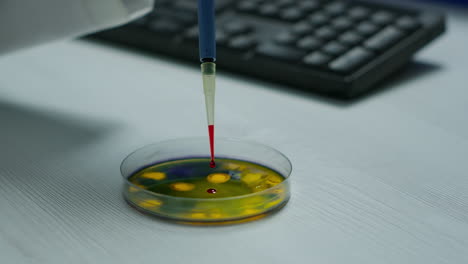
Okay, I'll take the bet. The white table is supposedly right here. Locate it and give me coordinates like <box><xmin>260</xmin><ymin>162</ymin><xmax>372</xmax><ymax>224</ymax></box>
<box><xmin>1</xmin><ymin>3</ymin><xmax>467</xmax><ymax>264</ymax></box>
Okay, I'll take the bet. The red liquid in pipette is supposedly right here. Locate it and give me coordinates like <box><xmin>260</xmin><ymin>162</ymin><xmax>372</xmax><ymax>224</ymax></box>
<box><xmin>208</xmin><ymin>125</ymin><xmax>215</xmax><ymax>168</ymax></box>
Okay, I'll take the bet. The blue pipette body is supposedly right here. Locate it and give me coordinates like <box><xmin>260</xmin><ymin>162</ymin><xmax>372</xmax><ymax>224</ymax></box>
<box><xmin>197</xmin><ymin>0</ymin><xmax>216</xmax><ymax>62</ymax></box>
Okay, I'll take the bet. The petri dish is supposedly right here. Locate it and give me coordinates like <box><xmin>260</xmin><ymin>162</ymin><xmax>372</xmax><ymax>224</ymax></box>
<box><xmin>120</xmin><ymin>137</ymin><xmax>292</xmax><ymax>224</ymax></box>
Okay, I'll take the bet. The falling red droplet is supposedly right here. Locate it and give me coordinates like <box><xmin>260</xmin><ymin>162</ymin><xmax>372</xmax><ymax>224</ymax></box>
<box><xmin>209</xmin><ymin>161</ymin><xmax>216</xmax><ymax>168</ymax></box>
<box><xmin>207</xmin><ymin>188</ymin><xmax>217</xmax><ymax>194</ymax></box>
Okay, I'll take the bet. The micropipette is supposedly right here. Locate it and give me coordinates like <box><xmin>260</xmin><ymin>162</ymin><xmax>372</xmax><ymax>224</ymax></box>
<box><xmin>197</xmin><ymin>0</ymin><xmax>217</xmax><ymax>167</ymax></box>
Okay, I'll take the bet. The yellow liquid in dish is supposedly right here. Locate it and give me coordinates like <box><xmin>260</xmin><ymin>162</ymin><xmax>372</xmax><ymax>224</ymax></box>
<box><xmin>124</xmin><ymin>158</ymin><xmax>289</xmax><ymax>223</ymax></box>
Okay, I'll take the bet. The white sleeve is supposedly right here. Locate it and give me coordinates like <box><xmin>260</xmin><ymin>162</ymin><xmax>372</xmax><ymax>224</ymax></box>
<box><xmin>0</xmin><ymin>0</ymin><xmax>154</xmax><ymax>54</ymax></box>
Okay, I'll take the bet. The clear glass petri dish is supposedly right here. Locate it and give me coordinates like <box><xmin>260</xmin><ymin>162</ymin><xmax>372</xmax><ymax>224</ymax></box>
<box><xmin>120</xmin><ymin>137</ymin><xmax>292</xmax><ymax>224</ymax></box>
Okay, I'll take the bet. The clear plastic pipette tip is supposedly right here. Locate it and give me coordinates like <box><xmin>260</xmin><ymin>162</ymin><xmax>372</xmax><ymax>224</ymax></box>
<box><xmin>201</xmin><ymin>62</ymin><xmax>216</xmax><ymax>126</ymax></box>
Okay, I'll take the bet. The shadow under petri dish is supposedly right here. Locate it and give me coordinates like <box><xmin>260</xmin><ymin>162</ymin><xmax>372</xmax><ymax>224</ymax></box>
<box><xmin>120</xmin><ymin>138</ymin><xmax>292</xmax><ymax>224</ymax></box>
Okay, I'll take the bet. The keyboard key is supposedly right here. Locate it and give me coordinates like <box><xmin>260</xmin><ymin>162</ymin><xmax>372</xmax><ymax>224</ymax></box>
<box><xmin>297</xmin><ymin>36</ymin><xmax>322</xmax><ymax>50</ymax></box>
<box><xmin>371</xmin><ymin>11</ymin><xmax>395</xmax><ymax>25</ymax></box>
<box><xmin>280</xmin><ymin>7</ymin><xmax>305</xmax><ymax>22</ymax></box>
<box><xmin>324</xmin><ymin>1</ymin><xmax>348</xmax><ymax>16</ymax></box>
<box><xmin>308</xmin><ymin>13</ymin><xmax>330</xmax><ymax>26</ymax></box>
<box><xmin>396</xmin><ymin>16</ymin><xmax>420</xmax><ymax>31</ymax></box>
<box><xmin>148</xmin><ymin>19</ymin><xmax>182</xmax><ymax>34</ymax></box>
<box><xmin>224</xmin><ymin>21</ymin><xmax>252</xmax><ymax>35</ymax></box>
<box><xmin>184</xmin><ymin>26</ymin><xmax>199</xmax><ymax>40</ymax></box>
<box><xmin>237</xmin><ymin>1</ymin><xmax>258</xmax><ymax>12</ymax></box>
<box><xmin>259</xmin><ymin>4</ymin><xmax>280</xmax><ymax>17</ymax></box>
<box><xmin>216</xmin><ymin>31</ymin><xmax>229</xmax><ymax>45</ymax></box>
<box><xmin>215</xmin><ymin>0</ymin><xmax>235</xmax><ymax>11</ymax></box>
<box><xmin>339</xmin><ymin>31</ymin><xmax>363</xmax><ymax>45</ymax></box>
<box><xmin>303</xmin><ymin>52</ymin><xmax>332</xmax><ymax>66</ymax></box>
<box><xmin>292</xmin><ymin>22</ymin><xmax>314</xmax><ymax>35</ymax></box>
<box><xmin>356</xmin><ymin>22</ymin><xmax>379</xmax><ymax>36</ymax></box>
<box><xmin>276</xmin><ymin>0</ymin><xmax>295</xmax><ymax>8</ymax></box>
<box><xmin>322</xmin><ymin>41</ymin><xmax>347</xmax><ymax>56</ymax></box>
<box><xmin>275</xmin><ymin>31</ymin><xmax>299</xmax><ymax>45</ymax></box>
<box><xmin>347</xmin><ymin>6</ymin><xmax>370</xmax><ymax>20</ymax></box>
<box><xmin>315</xmin><ymin>26</ymin><xmax>337</xmax><ymax>40</ymax></box>
<box><xmin>298</xmin><ymin>0</ymin><xmax>319</xmax><ymax>12</ymax></box>
<box><xmin>329</xmin><ymin>47</ymin><xmax>374</xmax><ymax>72</ymax></box>
<box><xmin>229</xmin><ymin>35</ymin><xmax>257</xmax><ymax>50</ymax></box>
<box><xmin>364</xmin><ymin>26</ymin><xmax>404</xmax><ymax>51</ymax></box>
<box><xmin>331</xmin><ymin>17</ymin><xmax>353</xmax><ymax>31</ymax></box>
<box><xmin>257</xmin><ymin>42</ymin><xmax>306</xmax><ymax>62</ymax></box>
<box><xmin>173</xmin><ymin>0</ymin><xmax>198</xmax><ymax>13</ymax></box>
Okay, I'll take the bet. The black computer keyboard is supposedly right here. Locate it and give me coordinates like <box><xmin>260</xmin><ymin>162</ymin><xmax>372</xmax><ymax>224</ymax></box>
<box><xmin>93</xmin><ymin>0</ymin><xmax>445</xmax><ymax>98</ymax></box>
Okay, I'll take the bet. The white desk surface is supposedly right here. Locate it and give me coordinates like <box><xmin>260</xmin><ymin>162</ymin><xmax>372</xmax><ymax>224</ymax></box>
<box><xmin>1</xmin><ymin>4</ymin><xmax>468</xmax><ymax>264</ymax></box>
